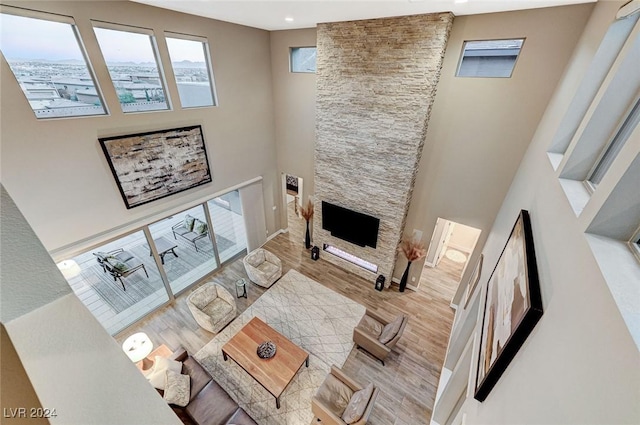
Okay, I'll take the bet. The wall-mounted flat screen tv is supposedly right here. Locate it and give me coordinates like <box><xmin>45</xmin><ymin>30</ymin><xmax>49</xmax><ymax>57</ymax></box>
<box><xmin>322</xmin><ymin>201</ymin><xmax>379</xmax><ymax>248</ymax></box>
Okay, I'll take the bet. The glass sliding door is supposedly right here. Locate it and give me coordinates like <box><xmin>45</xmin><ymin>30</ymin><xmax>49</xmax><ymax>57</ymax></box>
<box><xmin>207</xmin><ymin>190</ymin><xmax>248</xmax><ymax>263</ymax></box>
<box><xmin>63</xmin><ymin>230</ymin><xmax>168</xmax><ymax>335</ymax></box>
<box><xmin>148</xmin><ymin>205</ymin><xmax>218</xmax><ymax>294</ymax></box>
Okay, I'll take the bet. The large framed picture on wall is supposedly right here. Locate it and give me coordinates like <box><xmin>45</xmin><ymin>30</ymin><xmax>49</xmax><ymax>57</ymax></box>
<box><xmin>99</xmin><ymin>125</ymin><xmax>212</xmax><ymax>209</ymax></box>
<box><xmin>475</xmin><ymin>209</ymin><xmax>543</xmax><ymax>402</ymax></box>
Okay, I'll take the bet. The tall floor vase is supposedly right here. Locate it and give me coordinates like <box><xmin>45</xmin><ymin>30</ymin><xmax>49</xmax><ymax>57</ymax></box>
<box><xmin>399</xmin><ymin>261</ymin><xmax>412</xmax><ymax>292</ymax></box>
<box><xmin>305</xmin><ymin>221</ymin><xmax>311</xmax><ymax>249</ymax></box>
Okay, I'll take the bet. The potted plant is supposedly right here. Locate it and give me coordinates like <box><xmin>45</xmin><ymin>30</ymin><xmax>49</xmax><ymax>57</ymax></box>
<box><xmin>398</xmin><ymin>237</ymin><xmax>427</xmax><ymax>292</ymax></box>
<box><xmin>300</xmin><ymin>199</ymin><xmax>314</xmax><ymax>249</ymax></box>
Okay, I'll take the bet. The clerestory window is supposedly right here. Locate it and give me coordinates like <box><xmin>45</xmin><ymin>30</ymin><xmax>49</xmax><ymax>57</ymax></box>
<box><xmin>165</xmin><ymin>33</ymin><xmax>217</xmax><ymax>108</ymax></box>
<box><xmin>92</xmin><ymin>22</ymin><xmax>170</xmax><ymax>113</ymax></box>
<box><xmin>0</xmin><ymin>7</ymin><xmax>107</xmax><ymax>119</ymax></box>
<box><xmin>587</xmin><ymin>97</ymin><xmax>640</xmax><ymax>189</ymax></box>
<box><xmin>290</xmin><ymin>47</ymin><xmax>317</xmax><ymax>73</ymax></box>
<box><xmin>456</xmin><ymin>39</ymin><xmax>524</xmax><ymax>78</ymax></box>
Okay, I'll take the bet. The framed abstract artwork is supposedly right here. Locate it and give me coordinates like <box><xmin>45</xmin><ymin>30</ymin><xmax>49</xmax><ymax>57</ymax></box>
<box><xmin>99</xmin><ymin>125</ymin><xmax>212</xmax><ymax>209</ymax></box>
<box><xmin>475</xmin><ymin>210</ymin><xmax>543</xmax><ymax>402</ymax></box>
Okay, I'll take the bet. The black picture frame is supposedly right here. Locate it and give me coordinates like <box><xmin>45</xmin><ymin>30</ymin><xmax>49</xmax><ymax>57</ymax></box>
<box><xmin>474</xmin><ymin>209</ymin><xmax>543</xmax><ymax>402</ymax></box>
<box><xmin>99</xmin><ymin>125</ymin><xmax>211</xmax><ymax>209</ymax></box>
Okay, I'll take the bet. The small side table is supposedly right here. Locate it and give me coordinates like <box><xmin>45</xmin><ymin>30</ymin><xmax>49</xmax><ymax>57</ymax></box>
<box><xmin>235</xmin><ymin>278</ymin><xmax>247</xmax><ymax>298</ymax></box>
<box><xmin>136</xmin><ymin>344</ymin><xmax>172</xmax><ymax>372</ymax></box>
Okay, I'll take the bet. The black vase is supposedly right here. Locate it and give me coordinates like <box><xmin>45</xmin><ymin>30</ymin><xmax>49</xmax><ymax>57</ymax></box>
<box><xmin>399</xmin><ymin>261</ymin><xmax>412</xmax><ymax>292</ymax></box>
<box><xmin>305</xmin><ymin>221</ymin><xmax>311</xmax><ymax>249</ymax></box>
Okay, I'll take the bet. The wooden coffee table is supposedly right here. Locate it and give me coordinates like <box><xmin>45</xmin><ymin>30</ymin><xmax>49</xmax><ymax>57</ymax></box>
<box><xmin>221</xmin><ymin>317</ymin><xmax>309</xmax><ymax>409</ymax></box>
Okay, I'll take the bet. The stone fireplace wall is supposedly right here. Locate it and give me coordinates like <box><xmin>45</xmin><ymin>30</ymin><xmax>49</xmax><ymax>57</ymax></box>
<box><xmin>314</xmin><ymin>13</ymin><xmax>453</xmax><ymax>284</ymax></box>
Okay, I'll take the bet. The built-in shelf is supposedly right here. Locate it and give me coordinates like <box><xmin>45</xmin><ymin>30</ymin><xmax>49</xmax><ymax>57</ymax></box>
<box><xmin>323</xmin><ymin>244</ymin><xmax>378</xmax><ymax>273</ymax></box>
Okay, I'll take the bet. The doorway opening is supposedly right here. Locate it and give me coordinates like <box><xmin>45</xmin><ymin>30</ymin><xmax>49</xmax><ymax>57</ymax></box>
<box><xmin>281</xmin><ymin>173</ymin><xmax>306</xmax><ymax>239</ymax></box>
<box><xmin>419</xmin><ymin>218</ymin><xmax>481</xmax><ymax>300</ymax></box>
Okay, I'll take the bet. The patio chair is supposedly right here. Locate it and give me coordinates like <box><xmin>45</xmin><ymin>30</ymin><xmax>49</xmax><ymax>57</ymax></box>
<box><xmin>96</xmin><ymin>249</ymin><xmax>148</xmax><ymax>291</ymax></box>
<box><xmin>93</xmin><ymin>248</ymin><xmax>134</xmax><ymax>273</ymax></box>
<box><xmin>172</xmin><ymin>214</ymin><xmax>209</xmax><ymax>252</ymax></box>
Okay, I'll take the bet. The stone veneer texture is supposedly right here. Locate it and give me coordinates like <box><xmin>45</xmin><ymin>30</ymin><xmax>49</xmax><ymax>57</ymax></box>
<box><xmin>314</xmin><ymin>13</ymin><xmax>453</xmax><ymax>284</ymax></box>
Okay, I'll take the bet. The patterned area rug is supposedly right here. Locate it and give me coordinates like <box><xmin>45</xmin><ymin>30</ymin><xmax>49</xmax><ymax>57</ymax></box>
<box><xmin>194</xmin><ymin>269</ymin><xmax>365</xmax><ymax>425</ymax></box>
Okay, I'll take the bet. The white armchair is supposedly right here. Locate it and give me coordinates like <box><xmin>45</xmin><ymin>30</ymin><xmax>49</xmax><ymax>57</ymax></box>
<box><xmin>243</xmin><ymin>248</ymin><xmax>282</xmax><ymax>288</ymax></box>
<box><xmin>187</xmin><ymin>283</ymin><xmax>236</xmax><ymax>333</ymax></box>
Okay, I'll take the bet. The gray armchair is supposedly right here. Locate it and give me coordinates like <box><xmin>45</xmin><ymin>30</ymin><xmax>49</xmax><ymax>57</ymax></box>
<box><xmin>187</xmin><ymin>283</ymin><xmax>236</xmax><ymax>334</ymax></box>
<box><xmin>311</xmin><ymin>365</ymin><xmax>378</xmax><ymax>425</ymax></box>
<box><xmin>242</xmin><ymin>248</ymin><xmax>282</xmax><ymax>288</ymax></box>
<box><xmin>353</xmin><ymin>309</ymin><xmax>408</xmax><ymax>366</ymax></box>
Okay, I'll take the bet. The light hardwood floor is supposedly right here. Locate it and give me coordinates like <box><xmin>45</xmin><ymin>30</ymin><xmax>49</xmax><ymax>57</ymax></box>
<box><xmin>115</xmin><ymin>201</ymin><xmax>460</xmax><ymax>425</ymax></box>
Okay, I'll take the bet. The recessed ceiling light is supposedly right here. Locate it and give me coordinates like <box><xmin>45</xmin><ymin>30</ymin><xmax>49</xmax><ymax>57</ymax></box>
<box><xmin>285</xmin><ymin>16</ymin><xmax>294</xmax><ymax>22</ymax></box>
<box><xmin>455</xmin><ymin>0</ymin><xmax>469</xmax><ymax>3</ymax></box>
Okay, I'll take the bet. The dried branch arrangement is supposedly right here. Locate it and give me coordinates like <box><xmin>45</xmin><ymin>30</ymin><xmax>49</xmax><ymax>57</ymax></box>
<box><xmin>398</xmin><ymin>238</ymin><xmax>427</xmax><ymax>262</ymax></box>
<box><xmin>300</xmin><ymin>200</ymin><xmax>314</xmax><ymax>221</ymax></box>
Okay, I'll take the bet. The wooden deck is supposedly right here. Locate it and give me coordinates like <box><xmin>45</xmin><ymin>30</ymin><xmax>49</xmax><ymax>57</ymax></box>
<box><xmin>115</xmin><ymin>201</ymin><xmax>460</xmax><ymax>424</ymax></box>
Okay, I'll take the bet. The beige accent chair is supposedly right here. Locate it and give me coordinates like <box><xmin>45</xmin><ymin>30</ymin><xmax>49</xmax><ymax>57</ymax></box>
<box><xmin>312</xmin><ymin>365</ymin><xmax>378</xmax><ymax>425</ymax></box>
<box><xmin>242</xmin><ymin>248</ymin><xmax>282</xmax><ymax>288</ymax></box>
<box><xmin>353</xmin><ymin>310</ymin><xmax>408</xmax><ymax>366</ymax></box>
<box><xmin>187</xmin><ymin>283</ymin><xmax>237</xmax><ymax>334</ymax></box>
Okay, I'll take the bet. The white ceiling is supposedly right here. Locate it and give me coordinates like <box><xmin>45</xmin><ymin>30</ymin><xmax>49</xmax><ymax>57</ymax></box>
<box><xmin>130</xmin><ymin>0</ymin><xmax>595</xmax><ymax>31</ymax></box>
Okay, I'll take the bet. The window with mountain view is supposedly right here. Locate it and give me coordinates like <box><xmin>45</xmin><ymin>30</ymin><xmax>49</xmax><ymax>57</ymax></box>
<box><xmin>165</xmin><ymin>34</ymin><xmax>217</xmax><ymax>108</ymax></box>
<box><xmin>0</xmin><ymin>10</ymin><xmax>107</xmax><ymax>119</ymax></box>
<box><xmin>93</xmin><ymin>23</ymin><xmax>169</xmax><ymax>113</ymax></box>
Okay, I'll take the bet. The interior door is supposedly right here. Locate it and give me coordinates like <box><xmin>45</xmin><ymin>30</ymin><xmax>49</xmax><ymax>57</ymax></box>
<box><xmin>436</xmin><ymin>221</ymin><xmax>455</xmax><ymax>266</ymax></box>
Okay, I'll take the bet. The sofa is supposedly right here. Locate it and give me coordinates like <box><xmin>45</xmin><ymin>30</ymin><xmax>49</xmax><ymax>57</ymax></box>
<box><xmin>161</xmin><ymin>348</ymin><xmax>257</xmax><ymax>425</ymax></box>
<box><xmin>242</xmin><ymin>248</ymin><xmax>282</xmax><ymax>288</ymax></box>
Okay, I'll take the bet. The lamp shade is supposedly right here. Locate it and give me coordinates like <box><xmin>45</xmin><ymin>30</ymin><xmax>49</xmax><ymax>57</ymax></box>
<box><xmin>122</xmin><ymin>332</ymin><xmax>153</xmax><ymax>363</ymax></box>
<box><xmin>57</xmin><ymin>260</ymin><xmax>82</xmax><ymax>279</ymax></box>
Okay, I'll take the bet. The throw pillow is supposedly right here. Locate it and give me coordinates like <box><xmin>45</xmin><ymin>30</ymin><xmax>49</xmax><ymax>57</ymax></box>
<box><xmin>163</xmin><ymin>370</ymin><xmax>190</xmax><ymax>407</ymax></box>
<box><xmin>193</xmin><ymin>220</ymin><xmax>207</xmax><ymax>235</ymax></box>
<box><xmin>184</xmin><ymin>215</ymin><xmax>196</xmax><ymax>232</ymax></box>
<box><xmin>147</xmin><ymin>356</ymin><xmax>182</xmax><ymax>390</ymax></box>
<box><xmin>342</xmin><ymin>382</ymin><xmax>374</xmax><ymax>424</ymax></box>
<box><xmin>379</xmin><ymin>315</ymin><xmax>405</xmax><ymax>344</ymax></box>
<box><xmin>110</xmin><ymin>260</ymin><xmax>128</xmax><ymax>272</ymax></box>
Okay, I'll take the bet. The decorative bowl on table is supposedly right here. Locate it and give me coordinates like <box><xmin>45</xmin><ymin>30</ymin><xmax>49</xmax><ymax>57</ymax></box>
<box><xmin>257</xmin><ymin>341</ymin><xmax>276</xmax><ymax>359</ymax></box>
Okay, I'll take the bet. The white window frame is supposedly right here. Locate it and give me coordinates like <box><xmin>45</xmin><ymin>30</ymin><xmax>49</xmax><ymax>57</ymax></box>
<box><xmin>91</xmin><ymin>20</ymin><xmax>172</xmax><ymax>112</ymax></box>
<box><xmin>0</xmin><ymin>5</ymin><xmax>109</xmax><ymax>119</ymax></box>
<box><xmin>164</xmin><ymin>31</ymin><xmax>218</xmax><ymax>108</ymax></box>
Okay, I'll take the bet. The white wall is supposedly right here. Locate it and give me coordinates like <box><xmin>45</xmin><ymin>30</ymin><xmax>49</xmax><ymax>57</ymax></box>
<box><xmin>453</xmin><ymin>2</ymin><xmax>640</xmax><ymax>422</ymax></box>
<box><xmin>402</xmin><ymin>4</ymin><xmax>595</xmax><ymax>285</ymax></box>
<box><xmin>270</xmin><ymin>29</ymin><xmax>318</xmax><ymax>229</ymax></box>
<box><xmin>447</xmin><ymin>222</ymin><xmax>480</xmax><ymax>254</ymax></box>
<box><xmin>0</xmin><ymin>185</ymin><xmax>180</xmax><ymax>425</ymax></box>
<box><xmin>0</xmin><ymin>1</ymin><xmax>280</xmax><ymax>252</ymax></box>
